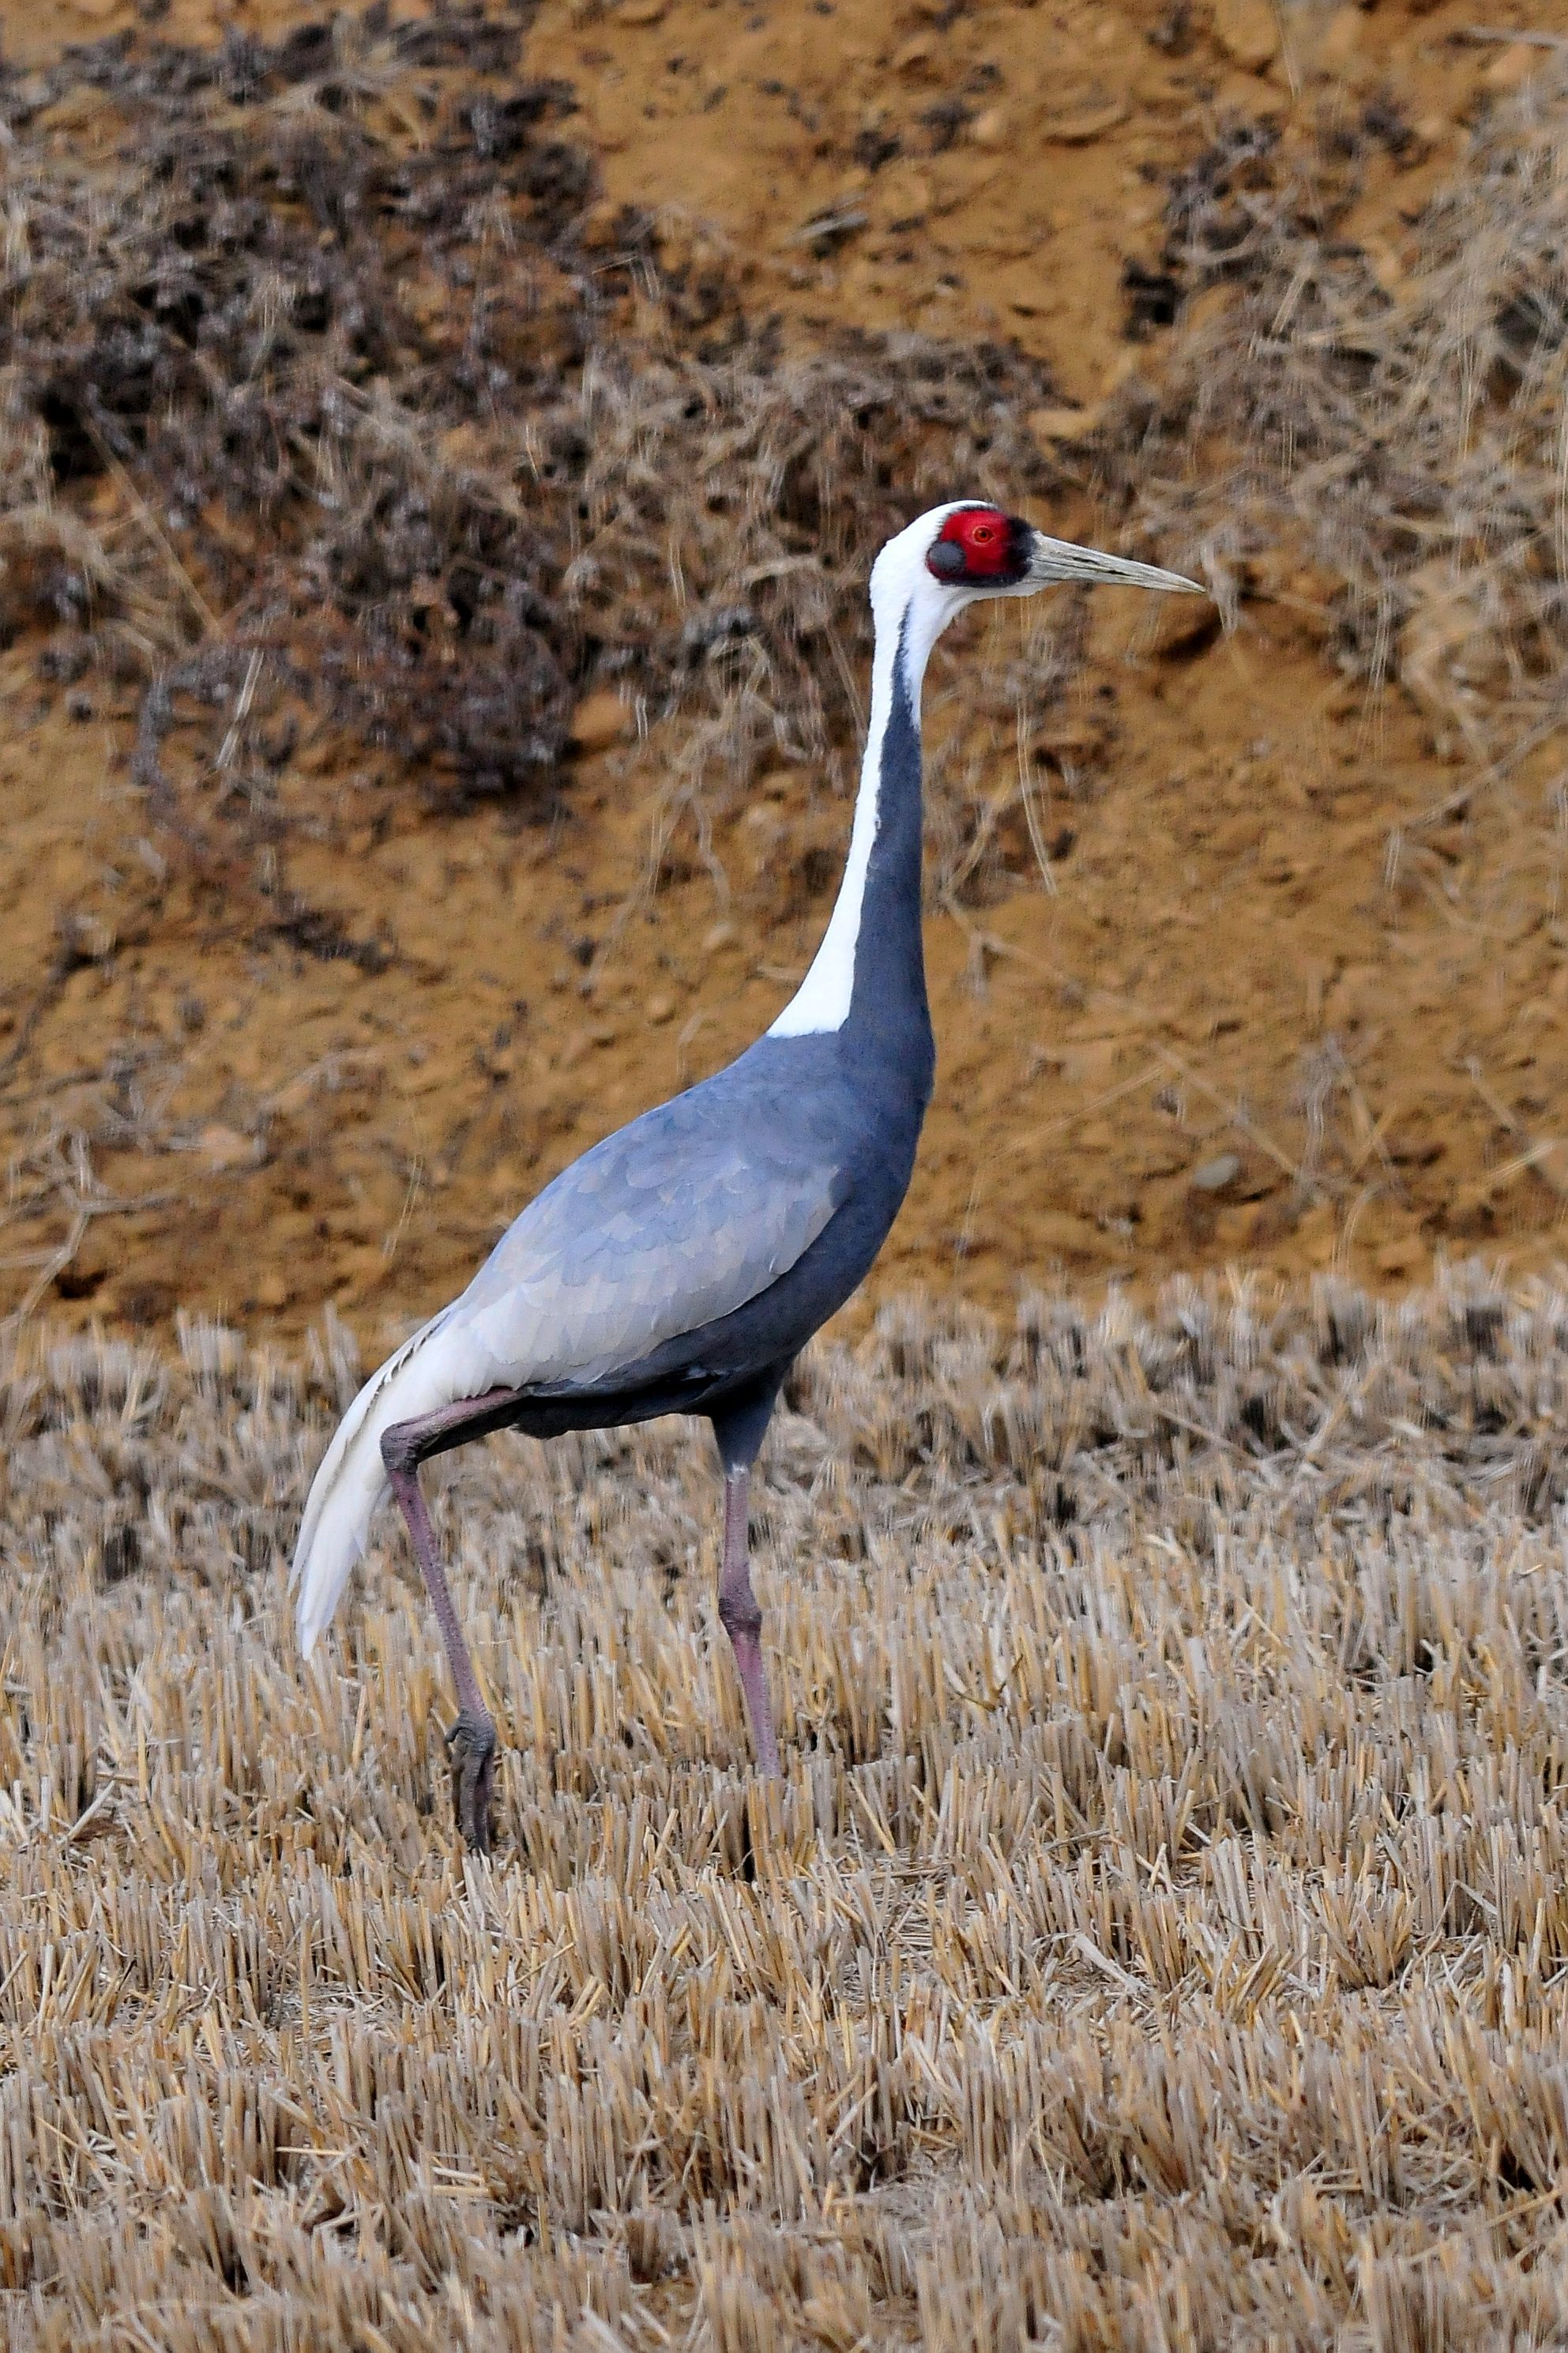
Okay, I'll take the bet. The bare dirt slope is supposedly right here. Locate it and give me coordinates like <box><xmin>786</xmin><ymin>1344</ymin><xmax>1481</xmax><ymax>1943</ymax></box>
<box><xmin>3</xmin><ymin>0</ymin><xmax>1567</xmax><ymax>1354</ymax></box>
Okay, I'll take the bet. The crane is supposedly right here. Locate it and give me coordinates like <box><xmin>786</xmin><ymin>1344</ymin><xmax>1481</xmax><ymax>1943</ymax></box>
<box><xmin>291</xmin><ymin>501</ymin><xmax>1200</xmax><ymax>1850</ymax></box>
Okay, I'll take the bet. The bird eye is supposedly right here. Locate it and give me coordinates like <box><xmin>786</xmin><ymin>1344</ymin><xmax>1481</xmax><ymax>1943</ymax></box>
<box><xmin>971</xmin><ymin>524</ymin><xmax>995</xmax><ymax>542</ymax></box>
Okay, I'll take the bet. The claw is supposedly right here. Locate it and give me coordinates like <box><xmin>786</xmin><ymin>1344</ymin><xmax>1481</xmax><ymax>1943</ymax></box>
<box><xmin>445</xmin><ymin>1708</ymin><xmax>498</xmax><ymax>1854</ymax></box>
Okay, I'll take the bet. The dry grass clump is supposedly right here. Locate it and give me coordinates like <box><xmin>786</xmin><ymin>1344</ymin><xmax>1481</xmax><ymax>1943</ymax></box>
<box><xmin>1</xmin><ymin>7</ymin><xmax>591</xmax><ymax>789</ymax></box>
<box><xmin>0</xmin><ymin>7</ymin><xmax>1064</xmax><ymax>864</ymax></box>
<box><xmin>1112</xmin><ymin>66</ymin><xmax>1568</xmax><ymax>766</ymax></box>
<box><xmin>6</xmin><ymin>1267</ymin><xmax>1568</xmax><ymax>2342</ymax></box>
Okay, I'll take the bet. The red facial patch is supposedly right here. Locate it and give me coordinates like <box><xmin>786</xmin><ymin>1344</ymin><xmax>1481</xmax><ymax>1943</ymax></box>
<box><xmin>928</xmin><ymin>505</ymin><xmax>1015</xmax><ymax>583</ymax></box>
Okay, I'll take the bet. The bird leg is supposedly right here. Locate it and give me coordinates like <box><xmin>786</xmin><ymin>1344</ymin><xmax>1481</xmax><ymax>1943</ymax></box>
<box><xmin>716</xmin><ymin>1470</ymin><xmax>780</xmax><ymax>1776</ymax></box>
<box><xmin>384</xmin><ymin>1463</ymin><xmax>496</xmax><ymax>1852</ymax></box>
<box><xmin>382</xmin><ymin>1396</ymin><xmax>531</xmax><ymax>1855</ymax></box>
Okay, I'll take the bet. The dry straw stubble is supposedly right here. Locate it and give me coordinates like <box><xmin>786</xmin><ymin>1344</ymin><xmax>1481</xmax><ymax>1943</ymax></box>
<box><xmin>2</xmin><ymin>1270</ymin><xmax>1568</xmax><ymax>2342</ymax></box>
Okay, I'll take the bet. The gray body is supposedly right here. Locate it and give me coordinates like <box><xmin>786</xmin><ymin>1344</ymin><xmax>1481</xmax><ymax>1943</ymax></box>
<box><xmin>448</xmin><ymin>646</ymin><xmax>931</xmax><ymax>1470</ymax></box>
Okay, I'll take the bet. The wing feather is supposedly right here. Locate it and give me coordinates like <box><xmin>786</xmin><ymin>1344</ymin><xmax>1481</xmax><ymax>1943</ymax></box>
<box><xmin>291</xmin><ymin>1063</ymin><xmax>848</xmax><ymax>1649</ymax></box>
<box><xmin>456</xmin><ymin>1105</ymin><xmax>843</xmax><ymax>1386</ymax></box>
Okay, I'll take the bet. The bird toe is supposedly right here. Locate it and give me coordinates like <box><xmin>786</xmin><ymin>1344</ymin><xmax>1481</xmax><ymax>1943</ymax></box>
<box><xmin>445</xmin><ymin>1709</ymin><xmax>498</xmax><ymax>1854</ymax></box>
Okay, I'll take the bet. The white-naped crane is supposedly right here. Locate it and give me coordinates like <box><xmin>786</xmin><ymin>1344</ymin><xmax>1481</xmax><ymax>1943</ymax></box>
<box><xmin>291</xmin><ymin>501</ymin><xmax>1201</xmax><ymax>1849</ymax></box>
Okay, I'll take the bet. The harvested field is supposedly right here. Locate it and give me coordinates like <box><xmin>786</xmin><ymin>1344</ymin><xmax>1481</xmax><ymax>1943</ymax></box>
<box><xmin>6</xmin><ymin>1271</ymin><xmax>1568</xmax><ymax>2343</ymax></box>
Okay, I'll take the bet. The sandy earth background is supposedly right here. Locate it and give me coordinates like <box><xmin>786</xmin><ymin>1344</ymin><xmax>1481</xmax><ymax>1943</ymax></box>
<box><xmin>2</xmin><ymin>0</ymin><xmax>1565</xmax><ymax>1351</ymax></box>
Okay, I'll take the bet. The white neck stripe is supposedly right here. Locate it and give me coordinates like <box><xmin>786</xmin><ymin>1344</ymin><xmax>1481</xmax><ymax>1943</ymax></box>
<box><xmin>767</xmin><ymin>511</ymin><xmax>975</xmax><ymax>1040</ymax></box>
<box><xmin>766</xmin><ymin>619</ymin><xmax>904</xmax><ymax>1037</ymax></box>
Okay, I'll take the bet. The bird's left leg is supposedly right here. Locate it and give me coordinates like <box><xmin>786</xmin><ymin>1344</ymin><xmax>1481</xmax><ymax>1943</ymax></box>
<box><xmin>716</xmin><ymin>1469</ymin><xmax>781</xmax><ymax>1776</ymax></box>
<box><xmin>380</xmin><ymin>1385</ymin><xmax>528</xmax><ymax>1854</ymax></box>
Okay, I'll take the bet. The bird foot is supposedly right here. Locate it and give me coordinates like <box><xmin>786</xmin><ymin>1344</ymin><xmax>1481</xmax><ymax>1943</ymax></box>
<box><xmin>445</xmin><ymin>1708</ymin><xmax>498</xmax><ymax>1854</ymax></box>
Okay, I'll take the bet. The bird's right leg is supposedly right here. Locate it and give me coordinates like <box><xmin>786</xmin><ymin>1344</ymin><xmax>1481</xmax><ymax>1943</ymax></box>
<box><xmin>716</xmin><ymin>1469</ymin><xmax>781</xmax><ymax>1777</ymax></box>
<box><xmin>380</xmin><ymin>1387</ymin><xmax>528</xmax><ymax>1855</ymax></box>
<box><xmin>383</xmin><ymin>1459</ymin><xmax>497</xmax><ymax>1853</ymax></box>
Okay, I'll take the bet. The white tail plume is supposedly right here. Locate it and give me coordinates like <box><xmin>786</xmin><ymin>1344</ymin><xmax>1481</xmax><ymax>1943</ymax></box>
<box><xmin>291</xmin><ymin>1310</ymin><xmax>458</xmax><ymax>1655</ymax></box>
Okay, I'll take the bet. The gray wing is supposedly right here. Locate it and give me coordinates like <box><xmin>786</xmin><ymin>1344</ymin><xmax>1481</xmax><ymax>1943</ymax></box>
<box><xmin>436</xmin><ymin>1068</ymin><xmax>847</xmax><ymax>1395</ymax></box>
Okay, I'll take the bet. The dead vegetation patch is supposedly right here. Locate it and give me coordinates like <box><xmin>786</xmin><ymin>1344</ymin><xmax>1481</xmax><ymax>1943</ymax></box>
<box><xmin>5</xmin><ymin>1269</ymin><xmax>1568</xmax><ymax>2340</ymax></box>
<box><xmin>0</xmin><ymin>6</ymin><xmax>1071</xmax><ymax>887</ymax></box>
<box><xmin>1107</xmin><ymin>65</ymin><xmax>1568</xmax><ymax>771</ymax></box>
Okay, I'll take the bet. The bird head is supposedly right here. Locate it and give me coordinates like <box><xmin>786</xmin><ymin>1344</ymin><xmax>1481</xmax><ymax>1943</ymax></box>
<box><xmin>871</xmin><ymin>501</ymin><xmax>1202</xmax><ymax>646</ymax></box>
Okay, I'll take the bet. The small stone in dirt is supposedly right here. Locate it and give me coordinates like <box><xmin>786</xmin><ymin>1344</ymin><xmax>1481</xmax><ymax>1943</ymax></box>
<box><xmin>1483</xmin><ymin>43</ymin><xmax>1540</xmax><ymax>93</ymax></box>
<box><xmin>1027</xmin><ymin>405</ymin><xmax>1096</xmax><ymax>446</ymax></box>
<box><xmin>1317</xmin><ymin>6</ymin><xmax>1363</xmax><ymax>73</ymax></box>
<box><xmin>1213</xmin><ymin>0</ymin><xmax>1278</xmax><ymax>71</ymax></box>
<box><xmin>568</xmin><ymin>692</ymin><xmax>632</xmax><ymax>755</ymax></box>
<box><xmin>1139</xmin><ymin>594</ymin><xmax>1220</xmax><ymax>661</ymax></box>
<box><xmin>1190</xmin><ymin>1152</ymin><xmax>1242</xmax><ymax>1193</ymax></box>
<box><xmin>1043</xmin><ymin>97</ymin><xmax>1129</xmax><ymax>145</ymax></box>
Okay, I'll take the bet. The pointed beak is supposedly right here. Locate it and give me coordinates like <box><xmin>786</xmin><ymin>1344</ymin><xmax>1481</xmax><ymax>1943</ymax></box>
<box><xmin>1027</xmin><ymin>531</ymin><xmax>1204</xmax><ymax>597</ymax></box>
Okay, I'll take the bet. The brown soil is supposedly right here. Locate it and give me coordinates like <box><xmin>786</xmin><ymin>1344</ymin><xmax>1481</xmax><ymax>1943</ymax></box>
<box><xmin>4</xmin><ymin>0</ymin><xmax>1567</xmax><ymax>1354</ymax></box>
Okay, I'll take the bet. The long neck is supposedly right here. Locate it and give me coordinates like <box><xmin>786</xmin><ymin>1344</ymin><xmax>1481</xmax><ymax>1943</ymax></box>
<box><xmin>769</xmin><ymin>598</ymin><xmax>938</xmax><ymax>1050</ymax></box>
